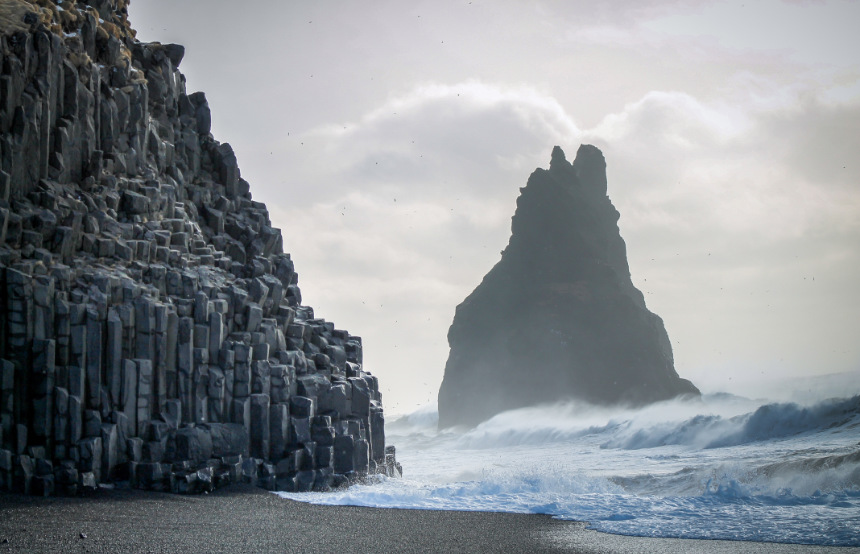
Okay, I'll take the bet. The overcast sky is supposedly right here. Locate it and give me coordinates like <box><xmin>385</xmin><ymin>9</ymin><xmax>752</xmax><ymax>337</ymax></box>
<box><xmin>129</xmin><ymin>0</ymin><xmax>860</xmax><ymax>414</ymax></box>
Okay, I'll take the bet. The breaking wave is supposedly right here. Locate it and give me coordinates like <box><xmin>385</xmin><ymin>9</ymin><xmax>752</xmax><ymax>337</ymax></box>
<box><xmin>603</xmin><ymin>395</ymin><xmax>860</xmax><ymax>450</ymax></box>
<box><xmin>281</xmin><ymin>386</ymin><xmax>860</xmax><ymax>546</ymax></box>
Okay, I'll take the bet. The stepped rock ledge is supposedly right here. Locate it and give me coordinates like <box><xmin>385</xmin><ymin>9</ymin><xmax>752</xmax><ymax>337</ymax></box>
<box><xmin>0</xmin><ymin>0</ymin><xmax>399</xmax><ymax>496</ymax></box>
<box><xmin>438</xmin><ymin>145</ymin><xmax>700</xmax><ymax>428</ymax></box>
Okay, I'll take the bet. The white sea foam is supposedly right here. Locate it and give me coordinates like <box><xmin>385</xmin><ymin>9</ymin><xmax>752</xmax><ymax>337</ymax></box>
<box><xmin>601</xmin><ymin>395</ymin><xmax>860</xmax><ymax>450</ymax></box>
<box><xmin>277</xmin><ymin>377</ymin><xmax>860</xmax><ymax>546</ymax></box>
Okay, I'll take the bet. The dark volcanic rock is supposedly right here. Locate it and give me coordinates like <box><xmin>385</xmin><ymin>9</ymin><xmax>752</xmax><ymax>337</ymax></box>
<box><xmin>0</xmin><ymin>0</ymin><xmax>399</xmax><ymax>495</ymax></box>
<box><xmin>437</xmin><ymin>145</ymin><xmax>699</xmax><ymax>428</ymax></box>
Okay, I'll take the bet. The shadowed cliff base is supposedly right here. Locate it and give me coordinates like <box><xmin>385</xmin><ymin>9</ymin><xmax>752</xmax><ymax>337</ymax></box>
<box><xmin>438</xmin><ymin>145</ymin><xmax>699</xmax><ymax>428</ymax></box>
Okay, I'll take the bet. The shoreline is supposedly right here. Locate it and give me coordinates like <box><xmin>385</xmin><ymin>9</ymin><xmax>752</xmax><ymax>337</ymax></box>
<box><xmin>0</xmin><ymin>485</ymin><xmax>854</xmax><ymax>553</ymax></box>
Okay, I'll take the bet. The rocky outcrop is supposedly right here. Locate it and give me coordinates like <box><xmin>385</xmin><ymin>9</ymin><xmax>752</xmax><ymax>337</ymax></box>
<box><xmin>437</xmin><ymin>145</ymin><xmax>699</xmax><ymax>428</ymax></box>
<box><xmin>0</xmin><ymin>0</ymin><xmax>399</xmax><ymax>496</ymax></box>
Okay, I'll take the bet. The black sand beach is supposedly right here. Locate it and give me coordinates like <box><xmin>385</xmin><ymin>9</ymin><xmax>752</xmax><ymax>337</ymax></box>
<box><xmin>0</xmin><ymin>485</ymin><xmax>853</xmax><ymax>553</ymax></box>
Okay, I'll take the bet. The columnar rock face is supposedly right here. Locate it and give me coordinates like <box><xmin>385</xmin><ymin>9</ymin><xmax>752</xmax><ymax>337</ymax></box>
<box><xmin>0</xmin><ymin>0</ymin><xmax>399</xmax><ymax>496</ymax></box>
<box><xmin>437</xmin><ymin>145</ymin><xmax>699</xmax><ymax>428</ymax></box>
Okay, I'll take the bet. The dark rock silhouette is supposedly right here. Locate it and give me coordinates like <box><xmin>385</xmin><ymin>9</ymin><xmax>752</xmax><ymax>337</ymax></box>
<box><xmin>0</xmin><ymin>0</ymin><xmax>399</xmax><ymax>496</ymax></box>
<box><xmin>438</xmin><ymin>145</ymin><xmax>699</xmax><ymax>428</ymax></box>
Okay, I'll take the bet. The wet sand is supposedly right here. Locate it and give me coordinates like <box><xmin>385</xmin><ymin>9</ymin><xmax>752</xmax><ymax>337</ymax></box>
<box><xmin>0</xmin><ymin>485</ymin><xmax>854</xmax><ymax>553</ymax></box>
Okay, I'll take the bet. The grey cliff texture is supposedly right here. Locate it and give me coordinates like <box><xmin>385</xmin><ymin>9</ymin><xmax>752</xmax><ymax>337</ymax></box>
<box><xmin>438</xmin><ymin>145</ymin><xmax>700</xmax><ymax>428</ymax></box>
<box><xmin>0</xmin><ymin>0</ymin><xmax>399</xmax><ymax>496</ymax></box>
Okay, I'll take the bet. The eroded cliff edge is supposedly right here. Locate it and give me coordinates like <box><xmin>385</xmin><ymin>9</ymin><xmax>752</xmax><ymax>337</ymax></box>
<box><xmin>438</xmin><ymin>145</ymin><xmax>700</xmax><ymax>428</ymax></box>
<box><xmin>0</xmin><ymin>0</ymin><xmax>399</xmax><ymax>496</ymax></box>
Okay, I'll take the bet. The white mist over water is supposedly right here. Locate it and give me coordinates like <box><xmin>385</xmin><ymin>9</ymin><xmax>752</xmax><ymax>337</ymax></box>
<box><xmin>278</xmin><ymin>372</ymin><xmax>860</xmax><ymax>546</ymax></box>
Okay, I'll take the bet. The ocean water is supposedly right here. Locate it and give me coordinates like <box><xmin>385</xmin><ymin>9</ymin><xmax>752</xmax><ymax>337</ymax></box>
<box><xmin>277</xmin><ymin>378</ymin><xmax>860</xmax><ymax>547</ymax></box>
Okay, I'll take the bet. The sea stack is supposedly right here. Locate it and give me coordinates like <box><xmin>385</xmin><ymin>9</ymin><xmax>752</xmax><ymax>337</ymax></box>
<box><xmin>0</xmin><ymin>0</ymin><xmax>398</xmax><ymax>496</ymax></box>
<box><xmin>437</xmin><ymin>145</ymin><xmax>699</xmax><ymax>428</ymax></box>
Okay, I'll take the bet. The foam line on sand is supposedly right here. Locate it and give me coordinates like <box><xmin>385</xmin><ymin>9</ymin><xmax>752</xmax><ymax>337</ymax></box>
<box><xmin>0</xmin><ymin>486</ymin><xmax>850</xmax><ymax>553</ymax></box>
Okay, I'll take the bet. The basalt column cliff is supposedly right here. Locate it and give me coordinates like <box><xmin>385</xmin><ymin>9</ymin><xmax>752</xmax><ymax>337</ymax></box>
<box><xmin>0</xmin><ymin>0</ymin><xmax>399</xmax><ymax>496</ymax></box>
<box><xmin>438</xmin><ymin>145</ymin><xmax>699</xmax><ymax>428</ymax></box>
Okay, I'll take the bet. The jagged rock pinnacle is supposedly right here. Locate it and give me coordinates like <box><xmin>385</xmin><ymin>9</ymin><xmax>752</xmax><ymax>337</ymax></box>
<box><xmin>437</xmin><ymin>145</ymin><xmax>699</xmax><ymax>428</ymax></box>
<box><xmin>549</xmin><ymin>145</ymin><xmax>568</xmax><ymax>170</ymax></box>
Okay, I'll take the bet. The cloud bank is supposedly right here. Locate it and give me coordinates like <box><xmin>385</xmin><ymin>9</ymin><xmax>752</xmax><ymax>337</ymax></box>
<box><xmin>128</xmin><ymin>0</ymin><xmax>860</xmax><ymax>412</ymax></box>
<box><xmin>257</xmin><ymin>79</ymin><xmax>860</xmax><ymax>410</ymax></box>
